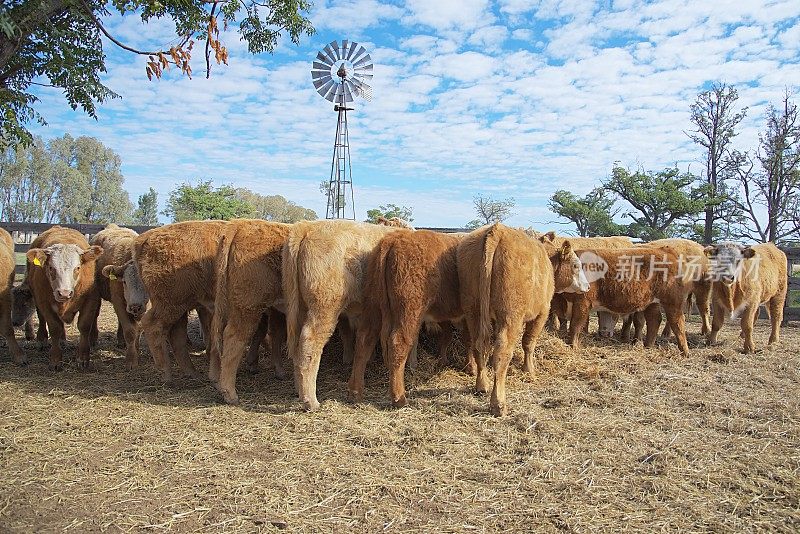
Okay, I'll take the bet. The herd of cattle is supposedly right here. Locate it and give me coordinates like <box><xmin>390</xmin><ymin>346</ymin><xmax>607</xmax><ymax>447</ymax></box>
<box><xmin>0</xmin><ymin>218</ymin><xmax>789</xmax><ymax>416</ymax></box>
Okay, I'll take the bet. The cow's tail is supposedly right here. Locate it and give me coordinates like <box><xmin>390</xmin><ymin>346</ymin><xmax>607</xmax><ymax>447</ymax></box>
<box><xmin>477</xmin><ymin>224</ymin><xmax>501</xmax><ymax>357</ymax></box>
<box><xmin>282</xmin><ymin>224</ymin><xmax>307</xmax><ymax>363</ymax></box>
<box><xmin>375</xmin><ymin>239</ymin><xmax>392</xmax><ymax>364</ymax></box>
<box><xmin>211</xmin><ymin>227</ymin><xmax>235</xmax><ymax>360</ymax></box>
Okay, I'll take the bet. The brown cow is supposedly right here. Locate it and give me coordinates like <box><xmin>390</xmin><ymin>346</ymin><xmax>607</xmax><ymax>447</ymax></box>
<box><xmin>25</xmin><ymin>226</ymin><xmax>103</xmax><ymax>370</ymax></box>
<box><xmin>0</xmin><ymin>228</ymin><xmax>25</xmax><ymax>365</ymax></box>
<box><xmin>133</xmin><ymin>221</ymin><xmax>226</xmax><ymax>382</ymax></box>
<box><xmin>283</xmin><ymin>219</ymin><xmax>399</xmax><ymax>411</ymax></box>
<box><xmin>705</xmin><ymin>242</ymin><xmax>787</xmax><ymax>353</ymax></box>
<box><xmin>458</xmin><ymin>224</ymin><xmax>588</xmax><ymax>417</ymax></box>
<box><xmin>90</xmin><ymin>224</ymin><xmax>143</xmax><ymax>368</ymax></box>
<box><xmin>375</xmin><ymin>216</ymin><xmax>415</xmax><ymax>229</ymax></box>
<box><xmin>566</xmin><ymin>246</ymin><xmax>693</xmax><ymax>354</ymax></box>
<box><xmin>348</xmin><ymin>227</ymin><xmax>588</xmax><ymax>410</ymax></box>
<box><xmin>210</xmin><ymin>219</ymin><xmax>291</xmax><ymax>404</ymax></box>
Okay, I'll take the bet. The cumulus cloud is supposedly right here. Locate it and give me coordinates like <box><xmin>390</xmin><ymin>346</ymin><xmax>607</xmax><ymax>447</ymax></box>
<box><xmin>27</xmin><ymin>0</ymin><xmax>800</xmax><ymax>228</ymax></box>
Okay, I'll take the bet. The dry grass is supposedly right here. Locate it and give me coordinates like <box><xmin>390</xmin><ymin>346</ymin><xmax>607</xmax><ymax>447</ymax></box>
<box><xmin>1</xmin><ymin>304</ymin><xmax>799</xmax><ymax>532</ymax></box>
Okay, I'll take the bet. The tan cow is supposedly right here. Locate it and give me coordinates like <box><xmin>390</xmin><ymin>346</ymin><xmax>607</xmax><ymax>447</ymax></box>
<box><xmin>348</xmin><ymin>227</ymin><xmax>587</xmax><ymax>410</ymax></box>
<box><xmin>133</xmin><ymin>221</ymin><xmax>226</xmax><ymax>382</ymax></box>
<box><xmin>705</xmin><ymin>242</ymin><xmax>787</xmax><ymax>353</ymax></box>
<box><xmin>25</xmin><ymin>226</ymin><xmax>103</xmax><ymax>370</ymax></box>
<box><xmin>210</xmin><ymin>219</ymin><xmax>291</xmax><ymax>404</ymax></box>
<box><xmin>375</xmin><ymin>216</ymin><xmax>415</xmax><ymax>229</ymax></box>
<box><xmin>90</xmin><ymin>224</ymin><xmax>144</xmax><ymax>368</ymax></box>
<box><xmin>0</xmin><ymin>228</ymin><xmax>25</xmax><ymax>365</ymax></box>
<box><xmin>283</xmin><ymin>219</ymin><xmax>399</xmax><ymax>411</ymax></box>
<box><xmin>566</xmin><ymin>245</ymin><xmax>693</xmax><ymax>354</ymax></box>
<box><xmin>458</xmin><ymin>224</ymin><xmax>588</xmax><ymax>417</ymax></box>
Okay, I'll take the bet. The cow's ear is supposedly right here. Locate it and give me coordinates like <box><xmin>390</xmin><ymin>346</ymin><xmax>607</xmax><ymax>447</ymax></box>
<box><xmin>80</xmin><ymin>245</ymin><xmax>104</xmax><ymax>263</ymax></box>
<box><xmin>742</xmin><ymin>246</ymin><xmax>756</xmax><ymax>259</ymax></box>
<box><xmin>102</xmin><ymin>263</ymin><xmax>126</xmax><ymax>280</ymax></box>
<box><xmin>26</xmin><ymin>248</ymin><xmax>47</xmax><ymax>267</ymax></box>
<box><xmin>560</xmin><ymin>240</ymin><xmax>573</xmax><ymax>258</ymax></box>
<box><xmin>703</xmin><ymin>245</ymin><xmax>716</xmax><ymax>257</ymax></box>
<box><xmin>539</xmin><ymin>231</ymin><xmax>556</xmax><ymax>243</ymax></box>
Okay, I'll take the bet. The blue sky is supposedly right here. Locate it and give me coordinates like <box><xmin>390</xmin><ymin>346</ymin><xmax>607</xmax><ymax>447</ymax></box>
<box><xmin>29</xmin><ymin>0</ymin><xmax>800</xmax><ymax>229</ymax></box>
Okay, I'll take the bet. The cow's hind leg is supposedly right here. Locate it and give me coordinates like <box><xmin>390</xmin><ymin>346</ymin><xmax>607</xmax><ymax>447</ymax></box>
<box><xmin>217</xmin><ymin>310</ymin><xmax>262</xmax><ymax>405</ymax></box>
<box><xmin>465</xmin><ymin>312</ymin><xmax>489</xmax><ymax>393</ymax></box>
<box><xmin>386</xmin><ymin>317</ymin><xmax>421</xmax><ymax>408</ymax></box>
<box><xmin>643</xmin><ymin>304</ymin><xmax>662</xmax><ymax>348</ymax></box>
<box><xmin>663</xmin><ymin>303</ymin><xmax>689</xmax><ymax>355</ymax></box>
<box><xmin>141</xmin><ymin>306</ymin><xmax>185</xmax><ymax>384</ymax></box>
<box><xmin>436</xmin><ymin>321</ymin><xmax>454</xmax><ymax>368</ymax></box>
<box><xmin>245</xmin><ymin>313</ymin><xmax>268</xmax><ymax>374</ymax></box>
<box><xmin>490</xmin><ymin>318</ymin><xmax>524</xmax><ymax>417</ymax></box>
<box><xmin>347</xmin><ymin>320</ymin><xmax>379</xmax><ymax>403</ymax></box>
<box><xmin>740</xmin><ymin>305</ymin><xmax>758</xmax><ymax>354</ymax></box>
<box><xmin>707</xmin><ymin>300</ymin><xmax>726</xmax><ymax>347</ymax></box>
<box><xmin>76</xmin><ymin>297</ymin><xmax>102</xmax><ymax>370</ymax></box>
<box><xmin>522</xmin><ymin>312</ymin><xmax>547</xmax><ymax>374</ymax></box>
<box><xmin>338</xmin><ymin>318</ymin><xmax>355</xmax><ymax>366</ymax></box>
<box><xmin>0</xmin><ymin>289</ymin><xmax>25</xmax><ymax>365</ymax></box>
<box><xmin>268</xmin><ymin>309</ymin><xmax>288</xmax><ymax>379</ymax></box>
<box><xmin>169</xmin><ymin>313</ymin><xmax>201</xmax><ymax>379</ymax></box>
<box><xmin>768</xmin><ymin>294</ymin><xmax>784</xmax><ymax>345</ymax></box>
<box><xmin>294</xmin><ymin>311</ymin><xmax>338</xmax><ymax>411</ymax></box>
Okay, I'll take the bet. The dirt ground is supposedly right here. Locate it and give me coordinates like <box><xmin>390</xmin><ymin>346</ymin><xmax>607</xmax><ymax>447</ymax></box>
<box><xmin>0</xmin><ymin>303</ymin><xmax>798</xmax><ymax>532</ymax></box>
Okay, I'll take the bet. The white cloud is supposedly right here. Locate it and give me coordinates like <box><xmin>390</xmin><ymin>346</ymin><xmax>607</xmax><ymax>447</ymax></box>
<box><xmin>404</xmin><ymin>0</ymin><xmax>493</xmax><ymax>31</ymax></box>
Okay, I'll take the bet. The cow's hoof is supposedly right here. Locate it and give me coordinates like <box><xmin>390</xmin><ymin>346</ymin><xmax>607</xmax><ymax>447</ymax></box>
<box><xmin>49</xmin><ymin>362</ymin><xmax>63</xmax><ymax>372</ymax></box>
<box><xmin>245</xmin><ymin>363</ymin><xmax>259</xmax><ymax>375</ymax></box>
<box><xmin>13</xmin><ymin>357</ymin><xmax>28</xmax><ymax>367</ymax></box>
<box><xmin>463</xmin><ymin>363</ymin><xmax>477</xmax><ymax>376</ymax></box>
<box><xmin>125</xmin><ymin>360</ymin><xmax>139</xmax><ymax>371</ymax></box>
<box><xmin>221</xmin><ymin>392</ymin><xmax>240</xmax><ymax>405</ymax></box>
<box><xmin>490</xmin><ymin>403</ymin><xmax>508</xmax><ymax>417</ymax></box>
<box><xmin>274</xmin><ymin>367</ymin><xmax>290</xmax><ymax>380</ymax></box>
<box><xmin>392</xmin><ymin>396</ymin><xmax>408</xmax><ymax>409</ymax></box>
<box><xmin>302</xmin><ymin>399</ymin><xmax>321</xmax><ymax>412</ymax></box>
<box><xmin>347</xmin><ymin>389</ymin><xmax>363</xmax><ymax>403</ymax></box>
<box><xmin>77</xmin><ymin>360</ymin><xmax>90</xmax><ymax>371</ymax></box>
<box><xmin>183</xmin><ymin>369</ymin><xmax>203</xmax><ymax>380</ymax></box>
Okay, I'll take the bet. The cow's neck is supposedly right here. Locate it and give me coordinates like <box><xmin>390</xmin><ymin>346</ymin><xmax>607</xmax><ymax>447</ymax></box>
<box><xmin>717</xmin><ymin>280</ymin><xmax>741</xmax><ymax>311</ymax></box>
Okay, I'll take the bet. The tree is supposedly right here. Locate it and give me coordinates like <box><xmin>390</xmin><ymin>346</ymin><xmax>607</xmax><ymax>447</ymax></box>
<box><xmin>164</xmin><ymin>180</ymin><xmax>254</xmax><ymax>222</ymax></box>
<box><xmin>235</xmin><ymin>188</ymin><xmax>316</xmax><ymax>223</ymax></box>
<box><xmin>0</xmin><ymin>133</ymin><xmax>131</xmax><ymax>223</ymax></box>
<box><xmin>365</xmin><ymin>204</ymin><xmax>413</xmax><ymax>224</ymax></box>
<box><xmin>0</xmin><ymin>0</ymin><xmax>314</xmax><ymax>149</ymax></box>
<box><xmin>687</xmin><ymin>82</ymin><xmax>748</xmax><ymax>243</ymax></box>
<box><xmin>319</xmin><ymin>179</ymin><xmax>347</xmax><ymax>217</ymax></box>
<box><xmin>604</xmin><ymin>165</ymin><xmax>705</xmax><ymax>240</ymax></box>
<box><xmin>730</xmin><ymin>90</ymin><xmax>800</xmax><ymax>243</ymax></box>
<box><xmin>468</xmin><ymin>195</ymin><xmax>515</xmax><ymax>228</ymax></box>
<box><xmin>133</xmin><ymin>187</ymin><xmax>159</xmax><ymax>225</ymax></box>
<box><xmin>548</xmin><ymin>188</ymin><xmax>623</xmax><ymax>237</ymax></box>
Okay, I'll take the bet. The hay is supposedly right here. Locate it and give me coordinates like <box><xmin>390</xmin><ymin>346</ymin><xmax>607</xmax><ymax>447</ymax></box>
<box><xmin>0</xmin><ymin>303</ymin><xmax>798</xmax><ymax>532</ymax></box>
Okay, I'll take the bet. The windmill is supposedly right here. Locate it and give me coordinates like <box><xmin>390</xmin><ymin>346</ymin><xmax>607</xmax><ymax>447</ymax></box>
<box><xmin>311</xmin><ymin>40</ymin><xmax>373</xmax><ymax>219</ymax></box>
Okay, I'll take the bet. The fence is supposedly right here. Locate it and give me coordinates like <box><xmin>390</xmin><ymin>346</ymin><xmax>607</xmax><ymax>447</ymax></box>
<box><xmin>2</xmin><ymin>221</ymin><xmax>799</xmax><ymax>324</ymax></box>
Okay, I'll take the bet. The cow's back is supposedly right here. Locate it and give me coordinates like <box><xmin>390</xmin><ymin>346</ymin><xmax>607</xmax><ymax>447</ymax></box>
<box><xmin>134</xmin><ymin>221</ymin><xmax>227</xmax><ymax>307</ymax></box>
<box><xmin>0</xmin><ymin>228</ymin><xmax>15</xmax><ymax>290</ymax></box>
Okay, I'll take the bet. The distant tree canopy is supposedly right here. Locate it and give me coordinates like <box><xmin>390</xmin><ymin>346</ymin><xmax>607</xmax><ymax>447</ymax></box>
<box><xmin>163</xmin><ymin>180</ymin><xmax>317</xmax><ymax>223</ymax></box>
<box><xmin>133</xmin><ymin>187</ymin><xmax>159</xmax><ymax>226</ymax></box>
<box><xmin>0</xmin><ymin>0</ymin><xmax>314</xmax><ymax>149</ymax></box>
<box><xmin>0</xmin><ymin>133</ymin><xmax>132</xmax><ymax>223</ymax></box>
<box><xmin>603</xmin><ymin>165</ymin><xmax>705</xmax><ymax>240</ymax></box>
<box><xmin>365</xmin><ymin>203</ymin><xmax>413</xmax><ymax>224</ymax></box>
<box><xmin>466</xmin><ymin>195</ymin><xmax>515</xmax><ymax>229</ymax></box>
<box><xmin>163</xmin><ymin>180</ymin><xmax>253</xmax><ymax>222</ymax></box>
<box><xmin>234</xmin><ymin>188</ymin><xmax>317</xmax><ymax>223</ymax></box>
<box><xmin>549</xmin><ymin>188</ymin><xmax>623</xmax><ymax>237</ymax></box>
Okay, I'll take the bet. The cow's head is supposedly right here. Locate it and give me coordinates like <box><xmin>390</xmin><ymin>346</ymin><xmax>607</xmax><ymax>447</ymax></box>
<box><xmin>538</xmin><ymin>231</ymin><xmax>557</xmax><ymax>244</ymax></box>
<box><xmin>597</xmin><ymin>311</ymin><xmax>618</xmax><ymax>338</ymax></box>
<box><xmin>102</xmin><ymin>260</ymin><xmax>149</xmax><ymax>320</ymax></box>
<box><xmin>551</xmin><ymin>240</ymin><xmax>590</xmax><ymax>293</ymax></box>
<box><xmin>26</xmin><ymin>244</ymin><xmax>103</xmax><ymax>303</ymax></box>
<box><xmin>11</xmin><ymin>283</ymin><xmax>34</xmax><ymax>327</ymax></box>
<box><xmin>704</xmin><ymin>242</ymin><xmax>756</xmax><ymax>286</ymax></box>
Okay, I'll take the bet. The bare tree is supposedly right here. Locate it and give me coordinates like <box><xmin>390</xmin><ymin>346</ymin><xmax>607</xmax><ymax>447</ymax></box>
<box><xmin>730</xmin><ymin>90</ymin><xmax>800</xmax><ymax>243</ymax></box>
<box><xmin>687</xmin><ymin>82</ymin><xmax>747</xmax><ymax>243</ymax></box>
<box><xmin>467</xmin><ymin>195</ymin><xmax>515</xmax><ymax>228</ymax></box>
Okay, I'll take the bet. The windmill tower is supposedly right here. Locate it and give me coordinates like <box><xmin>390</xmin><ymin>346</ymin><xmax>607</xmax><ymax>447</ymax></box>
<box><xmin>311</xmin><ymin>40</ymin><xmax>373</xmax><ymax>219</ymax></box>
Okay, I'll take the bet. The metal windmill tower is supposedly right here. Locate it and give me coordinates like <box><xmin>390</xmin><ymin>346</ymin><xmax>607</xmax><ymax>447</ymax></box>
<box><xmin>311</xmin><ymin>40</ymin><xmax>373</xmax><ymax>219</ymax></box>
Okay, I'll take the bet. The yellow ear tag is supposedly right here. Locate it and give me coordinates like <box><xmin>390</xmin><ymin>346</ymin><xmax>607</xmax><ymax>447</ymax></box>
<box><xmin>109</xmin><ymin>273</ymin><xmax>117</xmax><ymax>280</ymax></box>
<box><xmin>33</xmin><ymin>257</ymin><xmax>42</xmax><ymax>266</ymax></box>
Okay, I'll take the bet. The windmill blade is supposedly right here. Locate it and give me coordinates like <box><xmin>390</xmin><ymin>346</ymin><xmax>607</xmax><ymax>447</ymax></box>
<box><xmin>353</xmin><ymin>53</ymin><xmax>372</xmax><ymax>69</ymax></box>
<box><xmin>313</xmin><ymin>76</ymin><xmax>333</xmax><ymax>90</ymax></box>
<box><xmin>345</xmin><ymin>41</ymin><xmax>359</xmax><ymax>60</ymax></box>
<box><xmin>315</xmin><ymin>51</ymin><xmax>333</xmax><ymax>66</ymax></box>
<box><xmin>331</xmin><ymin>40</ymin><xmax>341</xmax><ymax>61</ymax></box>
<box><xmin>342</xmin><ymin>81</ymin><xmax>354</xmax><ymax>103</ymax></box>
<box><xmin>316</xmin><ymin>78</ymin><xmax>337</xmax><ymax>99</ymax></box>
<box><xmin>350</xmin><ymin>45</ymin><xmax>367</xmax><ymax>64</ymax></box>
<box><xmin>354</xmin><ymin>62</ymin><xmax>373</xmax><ymax>74</ymax></box>
<box><xmin>353</xmin><ymin>74</ymin><xmax>374</xmax><ymax>84</ymax></box>
<box><xmin>312</xmin><ymin>70</ymin><xmax>332</xmax><ymax>82</ymax></box>
<box><xmin>324</xmin><ymin>82</ymin><xmax>340</xmax><ymax>102</ymax></box>
<box><xmin>341</xmin><ymin>40</ymin><xmax>349</xmax><ymax>59</ymax></box>
<box><xmin>323</xmin><ymin>43</ymin><xmax>337</xmax><ymax>64</ymax></box>
<box><xmin>349</xmin><ymin>79</ymin><xmax>372</xmax><ymax>102</ymax></box>
<box><xmin>312</xmin><ymin>61</ymin><xmax>332</xmax><ymax>72</ymax></box>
